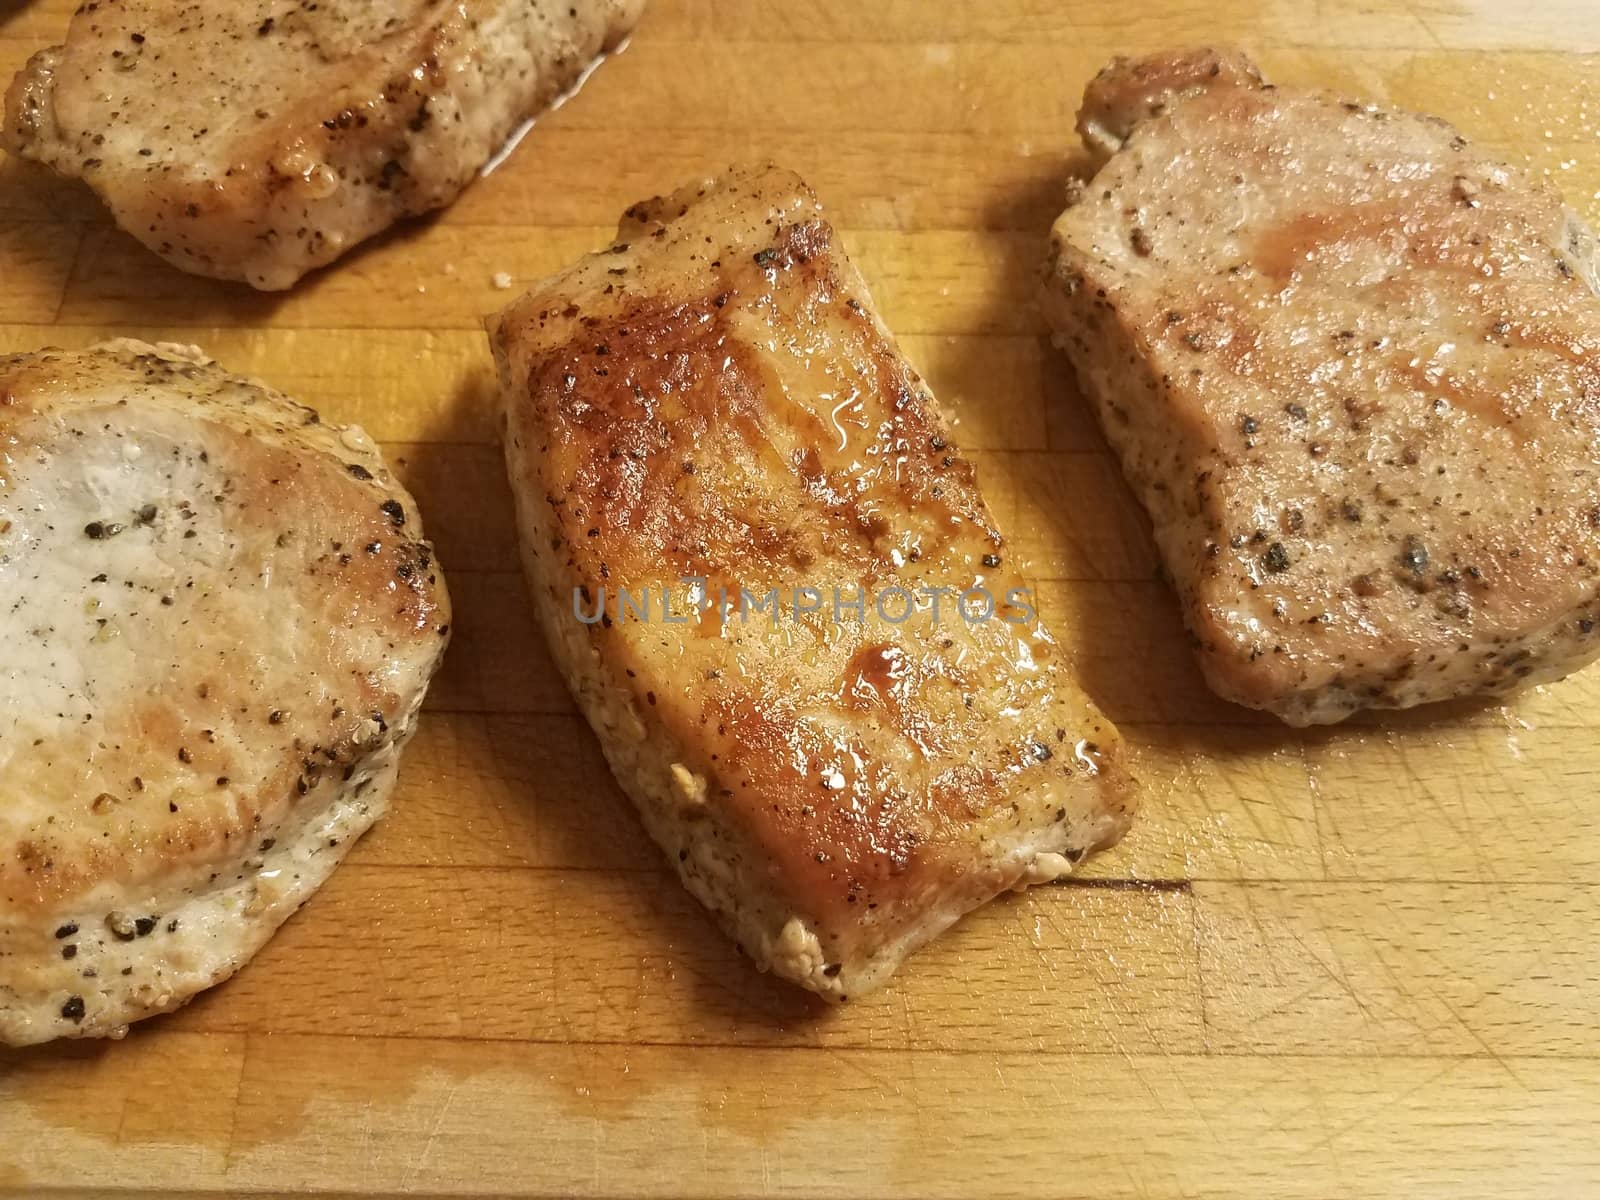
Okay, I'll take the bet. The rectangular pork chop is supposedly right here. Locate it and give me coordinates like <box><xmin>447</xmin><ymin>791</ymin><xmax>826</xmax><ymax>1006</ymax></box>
<box><xmin>1042</xmin><ymin>49</ymin><xmax>1600</xmax><ymax>725</ymax></box>
<box><xmin>491</xmin><ymin>164</ymin><xmax>1134</xmax><ymax>1000</ymax></box>
<box><xmin>2</xmin><ymin>0</ymin><xmax>644</xmax><ymax>289</ymax></box>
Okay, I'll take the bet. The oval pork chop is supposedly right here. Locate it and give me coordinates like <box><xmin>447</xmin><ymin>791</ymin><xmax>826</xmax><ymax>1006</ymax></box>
<box><xmin>1042</xmin><ymin>49</ymin><xmax>1600</xmax><ymax>725</ymax></box>
<box><xmin>2</xmin><ymin>0</ymin><xmax>644</xmax><ymax>289</ymax></box>
<box><xmin>491</xmin><ymin>164</ymin><xmax>1135</xmax><ymax>1001</ymax></box>
<box><xmin>0</xmin><ymin>341</ymin><xmax>450</xmax><ymax>1046</ymax></box>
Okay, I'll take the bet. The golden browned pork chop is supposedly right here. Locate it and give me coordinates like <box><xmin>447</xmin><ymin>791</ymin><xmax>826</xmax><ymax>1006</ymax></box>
<box><xmin>2</xmin><ymin>0</ymin><xmax>644</xmax><ymax>289</ymax></box>
<box><xmin>1042</xmin><ymin>49</ymin><xmax>1600</xmax><ymax>726</ymax></box>
<box><xmin>0</xmin><ymin>341</ymin><xmax>450</xmax><ymax>1045</ymax></box>
<box><xmin>491</xmin><ymin>164</ymin><xmax>1134</xmax><ymax>1000</ymax></box>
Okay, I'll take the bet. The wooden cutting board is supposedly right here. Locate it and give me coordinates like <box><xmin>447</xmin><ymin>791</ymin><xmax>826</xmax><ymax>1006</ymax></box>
<box><xmin>3</xmin><ymin>2</ymin><xmax>1599</xmax><ymax>1196</ymax></box>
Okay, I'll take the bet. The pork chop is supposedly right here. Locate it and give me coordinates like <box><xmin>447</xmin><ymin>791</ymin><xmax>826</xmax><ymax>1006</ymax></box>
<box><xmin>1041</xmin><ymin>49</ymin><xmax>1600</xmax><ymax>725</ymax></box>
<box><xmin>490</xmin><ymin>164</ymin><xmax>1135</xmax><ymax>1000</ymax></box>
<box><xmin>0</xmin><ymin>340</ymin><xmax>450</xmax><ymax>1045</ymax></box>
<box><xmin>2</xmin><ymin>0</ymin><xmax>645</xmax><ymax>290</ymax></box>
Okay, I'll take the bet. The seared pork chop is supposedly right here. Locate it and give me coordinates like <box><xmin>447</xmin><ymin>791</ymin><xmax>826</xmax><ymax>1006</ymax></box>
<box><xmin>1042</xmin><ymin>49</ymin><xmax>1600</xmax><ymax>725</ymax></box>
<box><xmin>491</xmin><ymin>164</ymin><xmax>1134</xmax><ymax>1000</ymax></box>
<box><xmin>0</xmin><ymin>341</ymin><xmax>450</xmax><ymax>1045</ymax></box>
<box><xmin>2</xmin><ymin>0</ymin><xmax>644</xmax><ymax>290</ymax></box>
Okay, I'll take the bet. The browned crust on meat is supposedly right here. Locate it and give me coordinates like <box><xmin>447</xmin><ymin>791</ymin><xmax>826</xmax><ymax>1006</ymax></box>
<box><xmin>494</xmin><ymin>164</ymin><xmax>1134</xmax><ymax>997</ymax></box>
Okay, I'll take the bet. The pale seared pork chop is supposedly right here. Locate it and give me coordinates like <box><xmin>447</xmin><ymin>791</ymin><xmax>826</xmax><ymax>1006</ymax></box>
<box><xmin>1042</xmin><ymin>49</ymin><xmax>1600</xmax><ymax>726</ymax></box>
<box><xmin>0</xmin><ymin>341</ymin><xmax>450</xmax><ymax>1045</ymax></box>
<box><xmin>491</xmin><ymin>164</ymin><xmax>1134</xmax><ymax>1000</ymax></box>
<box><xmin>2</xmin><ymin>0</ymin><xmax>644</xmax><ymax>290</ymax></box>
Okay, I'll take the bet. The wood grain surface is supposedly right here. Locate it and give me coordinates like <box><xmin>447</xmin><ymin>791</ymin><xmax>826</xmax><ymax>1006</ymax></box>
<box><xmin>4</xmin><ymin>1</ymin><xmax>1600</xmax><ymax>1196</ymax></box>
